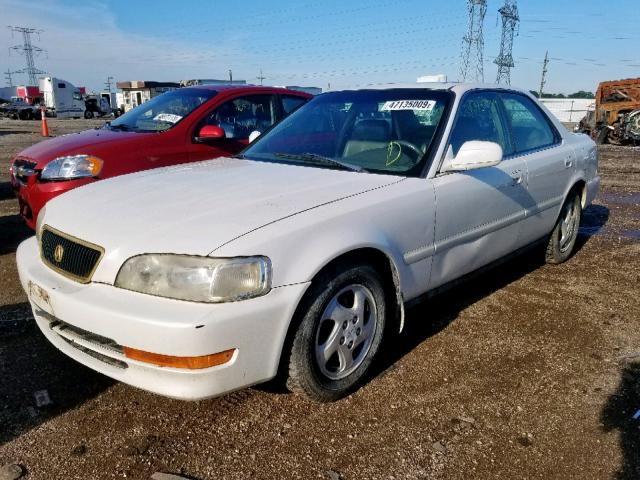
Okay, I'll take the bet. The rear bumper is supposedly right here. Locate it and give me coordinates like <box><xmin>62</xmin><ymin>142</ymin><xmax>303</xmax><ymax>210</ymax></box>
<box><xmin>17</xmin><ymin>236</ymin><xmax>310</xmax><ymax>400</ymax></box>
<box><xmin>585</xmin><ymin>175</ymin><xmax>601</xmax><ymax>206</ymax></box>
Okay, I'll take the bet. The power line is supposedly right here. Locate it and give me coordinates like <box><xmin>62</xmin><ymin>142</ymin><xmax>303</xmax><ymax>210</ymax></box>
<box><xmin>494</xmin><ymin>0</ymin><xmax>519</xmax><ymax>85</ymax></box>
<box><xmin>460</xmin><ymin>0</ymin><xmax>487</xmax><ymax>82</ymax></box>
<box><xmin>7</xmin><ymin>25</ymin><xmax>47</xmax><ymax>86</ymax></box>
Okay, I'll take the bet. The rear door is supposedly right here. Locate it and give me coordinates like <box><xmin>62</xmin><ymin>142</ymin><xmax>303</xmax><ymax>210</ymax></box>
<box><xmin>499</xmin><ymin>92</ymin><xmax>568</xmax><ymax>242</ymax></box>
<box><xmin>188</xmin><ymin>94</ymin><xmax>278</xmax><ymax>162</ymax></box>
<box><xmin>430</xmin><ymin>91</ymin><xmax>529</xmax><ymax>288</ymax></box>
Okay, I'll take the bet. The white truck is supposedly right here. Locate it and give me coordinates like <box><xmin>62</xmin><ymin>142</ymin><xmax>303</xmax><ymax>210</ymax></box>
<box><xmin>39</xmin><ymin>77</ymin><xmax>86</xmax><ymax>119</ymax></box>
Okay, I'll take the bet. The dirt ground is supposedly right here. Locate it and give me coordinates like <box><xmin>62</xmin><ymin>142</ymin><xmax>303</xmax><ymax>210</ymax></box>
<box><xmin>0</xmin><ymin>117</ymin><xmax>639</xmax><ymax>480</ymax></box>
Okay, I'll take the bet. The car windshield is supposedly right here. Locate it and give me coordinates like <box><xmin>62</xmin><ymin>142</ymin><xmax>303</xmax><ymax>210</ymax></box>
<box><xmin>243</xmin><ymin>89</ymin><xmax>451</xmax><ymax>176</ymax></box>
<box><xmin>109</xmin><ymin>88</ymin><xmax>216</xmax><ymax>133</ymax></box>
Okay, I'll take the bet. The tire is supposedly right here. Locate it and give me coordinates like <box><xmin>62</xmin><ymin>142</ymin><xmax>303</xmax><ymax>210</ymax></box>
<box><xmin>545</xmin><ymin>191</ymin><xmax>582</xmax><ymax>264</ymax></box>
<box><xmin>19</xmin><ymin>109</ymin><xmax>31</xmax><ymax>120</ymax></box>
<box><xmin>84</xmin><ymin>110</ymin><xmax>93</xmax><ymax>119</ymax></box>
<box><xmin>287</xmin><ymin>261</ymin><xmax>388</xmax><ymax>402</ymax></box>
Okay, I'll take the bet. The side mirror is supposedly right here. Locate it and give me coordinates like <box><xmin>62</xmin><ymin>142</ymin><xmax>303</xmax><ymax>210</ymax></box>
<box><xmin>195</xmin><ymin>125</ymin><xmax>225</xmax><ymax>143</ymax></box>
<box><xmin>444</xmin><ymin>141</ymin><xmax>503</xmax><ymax>172</ymax></box>
<box><xmin>248</xmin><ymin>130</ymin><xmax>261</xmax><ymax>143</ymax></box>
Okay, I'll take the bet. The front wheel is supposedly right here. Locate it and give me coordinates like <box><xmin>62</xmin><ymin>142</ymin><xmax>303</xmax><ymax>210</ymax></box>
<box><xmin>545</xmin><ymin>192</ymin><xmax>582</xmax><ymax>264</ymax></box>
<box><xmin>287</xmin><ymin>262</ymin><xmax>387</xmax><ymax>402</ymax></box>
<box><xmin>84</xmin><ymin>110</ymin><xmax>93</xmax><ymax>119</ymax></box>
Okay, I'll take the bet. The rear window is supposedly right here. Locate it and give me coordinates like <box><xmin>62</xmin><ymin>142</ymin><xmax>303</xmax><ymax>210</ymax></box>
<box><xmin>501</xmin><ymin>93</ymin><xmax>558</xmax><ymax>153</ymax></box>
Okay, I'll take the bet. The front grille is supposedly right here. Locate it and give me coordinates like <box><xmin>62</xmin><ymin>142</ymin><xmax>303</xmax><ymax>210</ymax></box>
<box><xmin>41</xmin><ymin>226</ymin><xmax>104</xmax><ymax>283</ymax></box>
<box><xmin>13</xmin><ymin>158</ymin><xmax>37</xmax><ymax>184</ymax></box>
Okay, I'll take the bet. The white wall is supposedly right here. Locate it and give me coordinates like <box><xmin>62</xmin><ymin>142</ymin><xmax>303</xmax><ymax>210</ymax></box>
<box><xmin>540</xmin><ymin>98</ymin><xmax>595</xmax><ymax>123</ymax></box>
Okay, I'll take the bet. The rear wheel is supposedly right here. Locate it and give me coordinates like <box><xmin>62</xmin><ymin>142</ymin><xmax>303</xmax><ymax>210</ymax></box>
<box><xmin>84</xmin><ymin>110</ymin><xmax>93</xmax><ymax>119</ymax></box>
<box><xmin>287</xmin><ymin>262</ymin><xmax>387</xmax><ymax>402</ymax></box>
<box><xmin>545</xmin><ymin>192</ymin><xmax>582</xmax><ymax>264</ymax></box>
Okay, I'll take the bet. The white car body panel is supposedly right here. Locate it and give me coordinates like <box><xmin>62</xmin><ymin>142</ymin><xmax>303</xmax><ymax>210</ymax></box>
<box><xmin>17</xmin><ymin>83</ymin><xmax>600</xmax><ymax>400</ymax></box>
<box><xmin>42</xmin><ymin>157</ymin><xmax>402</xmax><ymax>284</ymax></box>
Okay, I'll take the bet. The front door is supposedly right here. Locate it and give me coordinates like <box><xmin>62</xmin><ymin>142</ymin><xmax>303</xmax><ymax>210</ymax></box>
<box><xmin>188</xmin><ymin>94</ymin><xmax>277</xmax><ymax>162</ymax></box>
<box><xmin>430</xmin><ymin>91</ymin><xmax>529</xmax><ymax>289</ymax></box>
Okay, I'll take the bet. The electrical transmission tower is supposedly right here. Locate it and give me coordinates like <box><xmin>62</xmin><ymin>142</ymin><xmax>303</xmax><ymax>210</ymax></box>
<box><xmin>7</xmin><ymin>26</ymin><xmax>47</xmax><ymax>86</ymax></box>
<box><xmin>494</xmin><ymin>0</ymin><xmax>519</xmax><ymax>85</ymax></box>
<box><xmin>460</xmin><ymin>0</ymin><xmax>488</xmax><ymax>83</ymax></box>
<box><xmin>4</xmin><ymin>69</ymin><xmax>17</xmax><ymax>87</ymax></box>
<box><xmin>538</xmin><ymin>51</ymin><xmax>549</xmax><ymax>98</ymax></box>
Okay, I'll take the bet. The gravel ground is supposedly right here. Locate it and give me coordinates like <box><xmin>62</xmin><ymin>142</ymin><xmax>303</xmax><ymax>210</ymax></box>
<box><xmin>0</xmin><ymin>118</ymin><xmax>639</xmax><ymax>480</ymax></box>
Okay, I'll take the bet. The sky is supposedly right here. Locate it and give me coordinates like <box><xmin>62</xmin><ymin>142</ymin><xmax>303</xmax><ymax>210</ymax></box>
<box><xmin>0</xmin><ymin>0</ymin><xmax>638</xmax><ymax>94</ymax></box>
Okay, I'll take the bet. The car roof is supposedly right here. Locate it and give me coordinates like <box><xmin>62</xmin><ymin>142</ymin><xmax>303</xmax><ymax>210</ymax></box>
<box><xmin>333</xmin><ymin>82</ymin><xmax>530</xmax><ymax>95</ymax></box>
<box><xmin>181</xmin><ymin>84</ymin><xmax>310</xmax><ymax>94</ymax></box>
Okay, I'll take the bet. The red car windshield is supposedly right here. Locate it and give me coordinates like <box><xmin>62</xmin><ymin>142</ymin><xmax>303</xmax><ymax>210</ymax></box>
<box><xmin>243</xmin><ymin>89</ymin><xmax>452</xmax><ymax>176</ymax></box>
<box><xmin>109</xmin><ymin>88</ymin><xmax>217</xmax><ymax>133</ymax></box>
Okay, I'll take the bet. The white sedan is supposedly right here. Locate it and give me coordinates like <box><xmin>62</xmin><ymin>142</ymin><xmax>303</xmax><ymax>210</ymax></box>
<box><xmin>17</xmin><ymin>83</ymin><xmax>599</xmax><ymax>402</ymax></box>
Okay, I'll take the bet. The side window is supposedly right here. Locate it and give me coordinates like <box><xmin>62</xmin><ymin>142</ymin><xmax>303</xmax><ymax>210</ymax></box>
<box><xmin>281</xmin><ymin>95</ymin><xmax>307</xmax><ymax>115</ymax></box>
<box><xmin>448</xmin><ymin>92</ymin><xmax>513</xmax><ymax>157</ymax></box>
<box><xmin>501</xmin><ymin>93</ymin><xmax>558</xmax><ymax>153</ymax></box>
<box><xmin>206</xmin><ymin>95</ymin><xmax>275</xmax><ymax>139</ymax></box>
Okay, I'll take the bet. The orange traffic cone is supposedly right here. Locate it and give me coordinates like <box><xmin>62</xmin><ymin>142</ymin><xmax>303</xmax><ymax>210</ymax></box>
<box><xmin>40</xmin><ymin>104</ymin><xmax>49</xmax><ymax>137</ymax></box>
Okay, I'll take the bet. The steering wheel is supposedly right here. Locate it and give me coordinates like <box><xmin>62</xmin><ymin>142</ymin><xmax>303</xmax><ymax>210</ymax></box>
<box><xmin>390</xmin><ymin>141</ymin><xmax>423</xmax><ymax>165</ymax></box>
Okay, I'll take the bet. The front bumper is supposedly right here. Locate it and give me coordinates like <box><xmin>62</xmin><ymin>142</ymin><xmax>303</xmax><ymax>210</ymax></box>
<box><xmin>14</xmin><ymin>175</ymin><xmax>95</xmax><ymax>229</ymax></box>
<box><xmin>17</xmin><ymin>237</ymin><xmax>310</xmax><ymax>400</ymax></box>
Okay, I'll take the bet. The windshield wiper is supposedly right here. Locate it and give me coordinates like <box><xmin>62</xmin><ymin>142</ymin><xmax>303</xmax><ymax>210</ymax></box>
<box><xmin>108</xmin><ymin>123</ymin><xmax>131</xmax><ymax>131</ymax></box>
<box><xmin>274</xmin><ymin>152</ymin><xmax>366</xmax><ymax>173</ymax></box>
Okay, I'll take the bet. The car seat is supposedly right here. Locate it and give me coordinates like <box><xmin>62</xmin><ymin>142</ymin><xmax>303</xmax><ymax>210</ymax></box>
<box><xmin>342</xmin><ymin>119</ymin><xmax>391</xmax><ymax>157</ymax></box>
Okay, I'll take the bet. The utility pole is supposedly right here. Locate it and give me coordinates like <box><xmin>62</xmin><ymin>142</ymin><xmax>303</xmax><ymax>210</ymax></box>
<box><xmin>538</xmin><ymin>51</ymin><xmax>549</xmax><ymax>98</ymax></box>
<box><xmin>460</xmin><ymin>0</ymin><xmax>487</xmax><ymax>83</ymax></box>
<box><xmin>494</xmin><ymin>0</ymin><xmax>519</xmax><ymax>85</ymax></box>
<box><xmin>104</xmin><ymin>76</ymin><xmax>114</xmax><ymax>93</ymax></box>
<box><xmin>7</xmin><ymin>26</ymin><xmax>47</xmax><ymax>86</ymax></box>
<box><xmin>256</xmin><ymin>68</ymin><xmax>266</xmax><ymax>86</ymax></box>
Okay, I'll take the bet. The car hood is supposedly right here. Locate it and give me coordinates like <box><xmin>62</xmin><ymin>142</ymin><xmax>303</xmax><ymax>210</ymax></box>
<box><xmin>43</xmin><ymin>157</ymin><xmax>403</xmax><ymax>261</ymax></box>
<box><xmin>16</xmin><ymin>128</ymin><xmax>146</xmax><ymax>166</ymax></box>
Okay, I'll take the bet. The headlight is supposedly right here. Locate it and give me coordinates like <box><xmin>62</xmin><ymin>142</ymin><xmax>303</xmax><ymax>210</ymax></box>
<box><xmin>115</xmin><ymin>254</ymin><xmax>272</xmax><ymax>303</ymax></box>
<box><xmin>35</xmin><ymin>206</ymin><xmax>46</xmax><ymax>241</ymax></box>
<box><xmin>40</xmin><ymin>155</ymin><xmax>103</xmax><ymax>181</ymax></box>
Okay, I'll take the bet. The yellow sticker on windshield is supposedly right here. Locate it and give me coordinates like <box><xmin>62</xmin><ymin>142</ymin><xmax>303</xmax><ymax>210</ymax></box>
<box><xmin>381</xmin><ymin>100</ymin><xmax>436</xmax><ymax>111</ymax></box>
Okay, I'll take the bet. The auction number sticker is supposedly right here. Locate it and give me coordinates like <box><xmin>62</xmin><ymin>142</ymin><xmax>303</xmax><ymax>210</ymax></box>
<box><xmin>153</xmin><ymin>113</ymin><xmax>183</xmax><ymax>123</ymax></box>
<box><xmin>381</xmin><ymin>100</ymin><xmax>436</xmax><ymax>111</ymax></box>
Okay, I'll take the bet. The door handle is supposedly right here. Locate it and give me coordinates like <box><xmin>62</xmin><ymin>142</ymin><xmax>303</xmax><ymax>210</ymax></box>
<box><xmin>564</xmin><ymin>157</ymin><xmax>573</xmax><ymax>168</ymax></box>
<box><xmin>510</xmin><ymin>170</ymin><xmax>523</xmax><ymax>186</ymax></box>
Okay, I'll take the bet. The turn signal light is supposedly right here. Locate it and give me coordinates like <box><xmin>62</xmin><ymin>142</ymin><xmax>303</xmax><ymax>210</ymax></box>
<box><xmin>123</xmin><ymin>347</ymin><xmax>236</xmax><ymax>370</ymax></box>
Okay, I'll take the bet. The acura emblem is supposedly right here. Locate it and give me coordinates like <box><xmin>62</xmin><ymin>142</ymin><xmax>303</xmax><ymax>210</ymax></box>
<box><xmin>53</xmin><ymin>244</ymin><xmax>64</xmax><ymax>263</ymax></box>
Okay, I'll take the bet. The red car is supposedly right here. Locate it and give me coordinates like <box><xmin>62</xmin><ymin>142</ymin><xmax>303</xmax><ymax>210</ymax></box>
<box><xmin>9</xmin><ymin>85</ymin><xmax>311</xmax><ymax>228</ymax></box>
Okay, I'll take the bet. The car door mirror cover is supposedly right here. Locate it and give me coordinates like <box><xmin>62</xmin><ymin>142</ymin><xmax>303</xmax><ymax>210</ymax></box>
<box><xmin>447</xmin><ymin>141</ymin><xmax>503</xmax><ymax>172</ymax></box>
<box><xmin>195</xmin><ymin>125</ymin><xmax>225</xmax><ymax>143</ymax></box>
<box><xmin>248</xmin><ymin>130</ymin><xmax>261</xmax><ymax>143</ymax></box>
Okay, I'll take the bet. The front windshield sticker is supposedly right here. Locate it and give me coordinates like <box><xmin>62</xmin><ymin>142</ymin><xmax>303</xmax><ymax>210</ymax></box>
<box><xmin>153</xmin><ymin>113</ymin><xmax>183</xmax><ymax>123</ymax></box>
<box><xmin>381</xmin><ymin>100</ymin><xmax>436</xmax><ymax>111</ymax></box>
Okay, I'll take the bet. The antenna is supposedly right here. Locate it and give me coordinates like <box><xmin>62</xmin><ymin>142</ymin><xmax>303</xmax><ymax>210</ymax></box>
<box><xmin>256</xmin><ymin>68</ymin><xmax>266</xmax><ymax>86</ymax></box>
<box><xmin>494</xmin><ymin>0</ymin><xmax>519</xmax><ymax>85</ymax></box>
<box><xmin>460</xmin><ymin>0</ymin><xmax>488</xmax><ymax>83</ymax></box>
<box><xmin>7</xmin><ymin>26</ymin><xmax>47</xmax><ymax>86</ymax></box>
<box><xmin>538</xmin><ymin>51</ymin><xmax>549</xmax><ymax>98</ymax></box>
